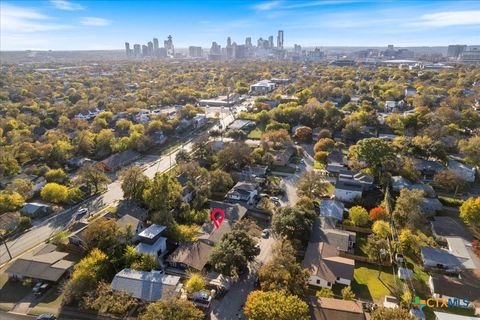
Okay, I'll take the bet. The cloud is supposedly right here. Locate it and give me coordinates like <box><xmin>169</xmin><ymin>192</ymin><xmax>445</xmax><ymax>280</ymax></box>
<box><xmin>252</xmin><ymin>1</ymin><xmax>282</xmax><ymax>11</ymax></box>
<box><xmin>49</xmin><ymin>0</ymin><xmax>84</xmax><ymax>11</ymax></box>
<box><xmin>80</xmin><ymin>17</ymin><xmax>111</xmax><ymax>26</ymax></box>
<box><xmin>412</xmin><ymin>10</ymin><xmax>480</xmax><ymax>27</ymax></box>
<box><xmin>1</xmin><ymin>3</ymin><xmax>72</xmax><ymax>33</ymax></box>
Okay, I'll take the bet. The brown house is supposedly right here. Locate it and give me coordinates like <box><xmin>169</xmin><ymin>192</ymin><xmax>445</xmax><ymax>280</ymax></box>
<box><xmin>309</xmin><ymin>297</ymin><xmax>366</xmax><ymax>320</ymax></box>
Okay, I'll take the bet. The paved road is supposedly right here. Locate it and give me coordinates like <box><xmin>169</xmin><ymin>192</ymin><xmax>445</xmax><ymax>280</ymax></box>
<box><xmin>0</xmin><ymin>311</ymin><xmax>34</xmax><ymax>320</ymax></box>
<box><xmin>209</xmin><ymin>234</ymin><xmax>276</xmax><ymax>320</ymax></box>
<box><xmin>0</xmin><ymin>111</ymin><xmax>238</xmax><ymax>267</ymax></box>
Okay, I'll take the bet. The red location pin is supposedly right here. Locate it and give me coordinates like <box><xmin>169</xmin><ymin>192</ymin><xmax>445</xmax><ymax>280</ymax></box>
<box><xmin>210</xmin><ymin>208</ymin><xmax>225</xmax><ymax>229</ymax></box>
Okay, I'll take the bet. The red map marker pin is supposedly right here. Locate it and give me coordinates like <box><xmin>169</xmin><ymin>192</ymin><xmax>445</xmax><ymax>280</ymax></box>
<box><xmin>210</xmin><ymin>208</ymin><xmax>225</xmax><ymax>229</ymax></box>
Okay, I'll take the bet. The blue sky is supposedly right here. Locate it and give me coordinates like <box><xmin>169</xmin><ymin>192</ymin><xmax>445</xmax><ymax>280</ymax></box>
<box><xmin>1</xmin><ymin>0</ymin><xmax>479</xmax><ymax>50</ymax></box>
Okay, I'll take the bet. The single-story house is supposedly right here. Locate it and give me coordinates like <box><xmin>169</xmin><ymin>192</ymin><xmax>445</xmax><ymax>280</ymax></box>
<box><xmin>429</xmin><ymin>270</ymin><xmax>480</xmax><ymax>314</ymax></box>
<box><xmin>433</xmin><ymin>311</ymin><xmax>479</xmax><ymax>320</ymax></box>
<box><xmin>225</xmin><ymin>181</ymin><xmax>258</xmax><ymax>205</ymax></box>
<box><xmin>150</xmin><ymin>131</ymin><xmax>167</xmax><ymax>145</ymax></box>
<box><xmin>241</xmin><ymin>165</ymin><xmax>268</xmax><ymax>178</ymax></box>
<box><xmin>446</xmin><ymin>237</ymin><xmax>480</xmax><ymax>269</ymax></box>
<box><xmin>421</xmin><ymin>246</ymin><xmax>462</xmax><ymax>272</ymax></box>
<box><xmin>249</xmin><ymin>80</ymin><xmax>276</xmax><ymax>94</ymax></box>
<box><xmin>98</xmin><ymin>149</ymin><xmax>142</xmax><ymax>172</ymax></box>
<box><xmin>166</xmin><ymin>241</ymin><xmax>214</xmax><ymax>272</ymax></box>
<box><xmin>309</xmin><ymin>297</ymin><xmax>366</xmax><ymax>320</ymax></box>
<box><xmin>391</xmin><ymin>176</ymin><xmax>436</xmax><ymax>197</ymax></box>
<box><xmin>66</xmin><ymin>157</ymin><xmax>94</xmax><ymax>171</ymax></box>
<box><xmin>319</xmin><ymin>199</ymin><xmax>345</xmax><ymax>222</ymax></box>
<box><xmin>335</xmin><ymin>180</ymin><xmax>363</xmax><ymax>203</ymax></box>
<box><xmin>176</xmin><ymin>172</ymin><xmax>194</xmax><ymax>202</ymax></box>
<box><xmin>405</xmin><ymin>87</ymin><xmax>417</xmax><ymax>97</ymax></box>
<box><xmin>5</xmin><ymin>244</ymin><xmax>74</xmax><ymax>282</ymax></box>
<box><xmin>135</xmin><ymin>224</ymin><xmax>168</xmax><ymax>259</ymax></box>
<box><xmin>302</xmin><ymin>242</ymin><xmax>355</xmax><ymax>288</ymax></box>
<box><xmin>413</xmin><ymin>158</ymin><xmax>445</xmax><ymax>181</ymax></box>
<box><xmin>20</xmin><ymin>203</ymin><xmax>52</xmax><ymax>218</ymax></box>
<box><xmin>116</xmin><ymin>214</ymin><xmax>144</xmax><ymax>236</ymax></box>
<box><xmin>310</xmin><ymin>217</ymin><xmax>356</xmax><ymax>253</ymax></box>
<box><xmin>111</xmin><ymin>269</ymin><xmax>181</xmax><ymax>301</ymax></box>
<box><xmin>447</xmin><ymin>160</ymin><xmax>476</xmax><ymax>183</ymax></box>
<box><xmin>385</xmin><ymin>100</ymin><xmax>406</xmax><ymax>112</ymax></box>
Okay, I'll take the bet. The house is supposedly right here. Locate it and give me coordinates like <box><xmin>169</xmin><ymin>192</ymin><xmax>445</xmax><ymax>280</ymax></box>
<box><xmin>225</xmin><ymin>181</ymin><xmax>258</xmax><ymax>205</ymax></box>
<box><xmin>405</xmin><ymin>87</ymin><xmax>417</xmax><ymax>97</ymax></box>
<box><xmin>302</xmin><ymin>242</ymin><xmax>355</xmax><ymax>288</ymax></box>
<box><xmin>335</xmin><ymin>180</ymin><xmax>363</xmax><ymax>203</ymax></box>
<box><xmin>150</xmin><ymin>131</ymin><xmax>167</xmax><ymax>145</ymax></box>
<box><xmin>391</xmin><ymin>176</ymin><xmax>436</xmax><ymax>197</ymax></box>
<box><xmin>310</xmin><ymin>217</ymin><xmax>355</xmax><ymax>253</ymax></box>
<box><xmin>135</xmin><ymin>224</ymin><xmax>168</xmax><ymax>260</ymax></box>
<box><xmin>445</xmin><ymin>237</ymin><xmax>480</xmax><ymax>269</ymax></box>
<box><xmin>20</xmin><ymin>203</ymin><xmax>52</xmax><ymax>218</ymax></box>
<box><xmin>111</xmin><ymin>269</ymin><xmax>181</xmax><ymax>302</ymax></box>
<box><xmin>447</xmin><ymin>160</ymin><xmax>476</xmax><ymax>183</ymax></box>
<box><xmin>241</xmin><ymin>165</ymin><xmax>268</xmax><ymax>178</ymax></box>
<box><xmin>66</xmin><ymin>157</ymin><xmax>94</xmax><ymax>171</ymax></box>
<box><xmin>385</xmin><ymin>100</ymin><xmax>406</xmax><ymax>112</ymax></box>
<box><xmin>339</xmin><ymin>171</ymin><xmax>374</xmax><ymax>191</ymax></box>
<box><xmin>421</xmin><ymin>246</ymin><xmax>462</xmax><ymax>272</ymax></box>
<box><xmin>192</xmin><ymin>114</ymin><xmax>207</xmax><ymax>128</ymax></box>
<box><xmin>166</xmin><ymin>241</ymin><xmax>214</xmax><ymax>272</ymax></box>
<box><xmin>98</xmin><ymin>149</ymin><xmax>141</xmax><ymax>172</ymax></box>
<box><xmin>116</xmin><ymin>214</ymin><xmax>144</xmax><ymax>236</ymax></box>
<box><xmin>433</xmin><ymin>311</ymin><xmax>480</xmax><ymax>320</ymax></box>
<box><xmin>429</xmin><ymin>270</ymin><xmax>480</xmax><ymax>314</ymax></box>
<box><xmin>5</xmin><ymin>244</ymin><xmax>74</xmax><ymax>282</ymax></box>
<box><xmin>431</xmin><ymin>216</ymin><xmax>474</xmax><ymax>242</ymax></box>
<box><xmin>0</xmin><ymin>173</ymin><xmax>46</xmax><ymax>192</ymax></box>
<box><xmin>227</xmin><ymin>119</ymin><xmax>256</xmax><ymax>133</ymax></box>
<box><xmin>271</xmin><ymin>148</ymin><xmax>295</xmax><ymax>166</ymax></box>
<box><xmin>421</xmin><ymin>198</ymin><xmax>443</xmax><ymax>214</ymax></box>
<box><xmin>249</xmin><ymin>80</ymin><xmax>276</xmax><ymax>95</ymax></box>
<box><xmin>176</xmin><ymin>118</ymin><xmax>193</xmax><ymax>132</ymax></box>
<box><xmin>309</xmin><ymin>297</ymin><xmax>366</xmax><ymax>320</ymax></box>
<box><xmin>378</xmin><ymin>133</ymin><xmax>398</xmax><ymax>142</ymax></box>
<box><xmin>413</xmin><ymin>158</ymin><xmax>445</xmax><ymax>181</ymax></box>
<box><xmin>319</xmin><ymin>199</ymin><xmax>345</xmax><ymax>222</ymax></box>
<box><xmin>177</xmin><ymin>172</ymin><xmax>194</xmax><ymax>202</ymax></box>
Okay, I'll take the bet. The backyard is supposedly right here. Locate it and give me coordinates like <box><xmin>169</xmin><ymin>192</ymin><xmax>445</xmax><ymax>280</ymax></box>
<box><xmin>351</xmin><ymin>262</ymin><xmax>396</xmax><ymax>303</ymax></box>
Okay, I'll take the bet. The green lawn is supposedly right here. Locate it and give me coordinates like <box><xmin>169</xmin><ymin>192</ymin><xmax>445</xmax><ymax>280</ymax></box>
<box><xmin>352</xmin><ymin>262</ymin><xmax>396</xmax><ymax>303</ymax></box>
<box><xmin>247</xmin><ymin>128</ymin><xmax>263</xmax><ymax>139</ymax></box>
<box><xmin>354</xmin><ymin>233</ymin><xmax>369</xmax><ymax>257</ymax></box>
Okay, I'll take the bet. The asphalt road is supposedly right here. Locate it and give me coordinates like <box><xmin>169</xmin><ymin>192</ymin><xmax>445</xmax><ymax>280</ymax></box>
<box><xmin>0</xmin><ymin>111</ymin><xmax>237</xmax><ymax>267</ymax></box>
<box><xmin>0</xmin><ymin>311</ymin><xmax>34</xmax><ymax>320</ymax></box>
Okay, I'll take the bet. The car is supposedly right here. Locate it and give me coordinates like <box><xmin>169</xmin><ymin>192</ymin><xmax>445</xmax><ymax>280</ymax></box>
<box><xmin>295</xmin><ymin>166</ymin><xmax>300</xmax><ymax>172</ymax></box>
<box><xmin>32</xmin><ymin>282</ymin><xmax>43</xmax><ymax>294</ymax></box>
<box><xmin>36</xmin><ymin>314</ymin><xmax>56</xmax><ymax>320</ymax></box>
<box><xmin>261</xmin><ymin>229</ymin><xmax>270</xmax><ymax>238</ymax></box>
<box><xmin>270</xmin><ymin>196</ymin><xmax>280</xmax><ymax>203</ymax></box>
<box><xmin>76</xmin><ymin>207</ymin><xmax>88</xmax><ymax>217</ymax></box>
<box><xmin>34</xmin><ymin>283</ymin><xmax>50</xmax><ymax>296</ymax></box>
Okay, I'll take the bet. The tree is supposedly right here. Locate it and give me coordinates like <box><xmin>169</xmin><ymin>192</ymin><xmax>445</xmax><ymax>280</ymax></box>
<box><xmin>271</xmin><ymin>205</ymin><xmax>316</xmax><ymax>244</ymax></box>
<box><xmin>77</xmin><ymin>164</ymin><xmax>111</xmax><ymax>194</ymax></box>
<box><xmin>216</xmin><ymin>142</ymin><xmax>251</xmax><ymax>169</ymax></box>
<box><xmin>0</xmin><ymin>152</ymin><xmax>20</xmax><ymax>177</ymax></box>
<box><xmin>175</xmin><ymin>149</ymin><xmax>191</xmax><ymax>164</ymax></box>
<box><xmin>460</xmin><ymin>197</ymin><xmax>480</xmax><ymax>228</ymax></box>
<box><xmin>120</xmin><ymin>166</ymin><xmax>148</xmax><ymax>203</ymax></box>
<box><xmin>316</xmin><ymin>288</ymin><xmax>334</xmax><ymax>298</ymax></box>
<box><xmin>393</xmin><ymin>189</ymin><xmax>424</xmax><ymax>229</ymax></box>
<box><xmin>45</xmin><ymin>168</ymin><xmax>69</xmax><ymax>184</ymax></box>
<box><xmin>139</xmin><ymin>299</ymin><xmax>203</xmax><ymax>320</ymax></box>
<box><xmin>349</xmin><ymin>138</ymin><xmax>396</xmax><ymax>178</ymax></box>
<box><xmin>258</xmin><ymin>240</ymin><xmax>309</xmax><ymax>296</ymax></box>
<box><xmin>244</xmin><ymin>290</ymin><xmax>309</xmax><ymax>320</ymax></box>
<box><xmin>459</xmin><ymin>136</ymin><xmax>480</xmax><ymax>166</ymax></box>
<box><xmin>314</xmin><ymin>151</ymin><xmax>328</xmax><ymax>164</ymax></box>
<box><xmin>371</xmin><ymin>307</ymin><xmax>414</xmax><ymax>320</ymax></box>
<box><xmin>84</xmin><ymin>219</ymin><xmax>122</xmax><ymax>255</ymax></box>
<box><xmin>131</xmin><ymin>253</ymin><xmax>158</xmax><ymax>271</ymax></box>
<box><xmin>209</xmin><ymin>230</ymin><xmax>260</xmax><ymax>276</ymax></box>
<box><xmin>185</xmin><ymin>273</ymin><xmax>206</xmax><ymax>294</ymax></box>
<box><xmin>294</xmin><ymin>126</ymin><xmax>312</xmax><ymax>142</ymax></box>
<box><xmin>82</xmin><ymin>282</ymin><xmax>138</xmax><ymax>317</ymax></box>
<box><xmin>261</xmin><ymin>129</ymin><xmax>292</xmax><ymax>150</ymax></box>
<box><xmin>433</xmin><ymin>169</ymin><xmax>468</xmax><ymax>194</ymax></box>
<box><xmin>366</xmin><ymin>234</ymin><xmax>390</xmax><ymax>268</ymax></box>
<box><xmin>143</xmin><ymin>173</ymin><xmax>181</xmax><ymax>226</ymax></box>
<box><xmin>209</xmin><ymin>169</ymin><xmax>234</xmax><ymax>193</ymax></box>
<box><xmin>5</xmin><ymin>179</ymin><xmax>33</xmax><ymax>200</ymax></box>
<box><xmin>372</xmin><ymin>220</ymin><xmax>391</xmax><ymax>238</ymax></box>
<box><xmin>297</xmin><ymin>172</ymin><xmax>332</xmax><ymax>199</ymax></box>
<box><xmin>369</xmin><ymin>207</ymin><xmax>387</xmax><ymax>221</ymax></box>
<box><xmin>398</xmin><ymin>229</ymin><xmax>435</xmax><ymax>258</ymax></box>
<box><xmin>0</xmin><ymin>192</ymin><xmax>24</xmax><ymax>213</ymax></box>
<box><xmin>41</xmin><ymin>182</ymin><xmax>68</xmax><ymax>203</ymax></box>
<box><xmin>341</xmin><ymin>286</ymin><xmax>355</xmax><ymax>300</ymax></box>
<box><xmin>314</xmin><ymin>138</ymin><xmax>335</xmax><ymax>153</ymax></box>
<box><xmin>349</xmin><ymin>206</ymin><xmax>369</xmax><ymax>226</ymax></box>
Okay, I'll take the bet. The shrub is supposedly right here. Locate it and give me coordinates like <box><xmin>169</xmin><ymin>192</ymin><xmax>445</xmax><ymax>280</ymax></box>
<box><xmin>349</xmin><ymin>206</ymin><xmax>369</xmax><ymax>226</ymax></box>
<box><xmin>41</xmin><ymin>183</ymin><xmax>68</xmax><ymax>204</ymax></box>
<box><xmin>369</xmin><ymin>207</ymin><xmax>387</xmax><ymax>221</ymax></box>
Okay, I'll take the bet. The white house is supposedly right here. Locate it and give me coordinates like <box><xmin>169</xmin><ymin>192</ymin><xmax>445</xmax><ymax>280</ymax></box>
<box><xmin>135</xmin><ymin>224</ymin><xmax>168</xmax><ymax>261</ymax></box>
<box><xmin>249</xmin><ymin>80</ymin><xmax>276</xmax><ymax>95</ymax></box>
<box><xmin>335</xmin><ymin>180</ymin><xmax>363</xmax><ymax>203</ymax></box>
<box><xmin>192</xmin><ymin>114</ymin><xmax>208</xmax><ymax>128</ymax></box>
<box><xmin>302</xmin><ymin>242</ymin><xmax>354</xmax><ymax>288</ymax></box>
<box><xmin>225</xmin><ymin>182</ymin><xmax>258</xmax><ymax>205</ymax></box>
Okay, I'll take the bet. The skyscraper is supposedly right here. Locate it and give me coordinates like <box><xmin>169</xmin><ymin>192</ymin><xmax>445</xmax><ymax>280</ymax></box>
<box><xmin>227</xmin><ymin>37</ymin><xmax>232</xmax><ymax>48</ymax></box>
<box><xmin>153</xmin><ymin>38</ymin><xmax>159</xmax><ymax>55</ymax></box>
<box><xmin>268</xmin><ymin>36</ymin><xmax>274</xmax><ymax>48</ymax></box>
<box><xmin>164</xmin><ymin>35</ymin><xmax>174</xmax><ymax>56</ymax></box>
<box><xmin>142</xmin><ymin>45</ymin><xmax>148</xmax><ymax>56</ymax></box>
<box><xmin>147</xmin><ymin>41</ymin><xmax>153</xmax><ymax>56</ymax></box>
<box><xmin>277</xmin><ymin>30</ymin><xmax>284</xmax><ymax>49</ymax></box>
<box><xmin>125</xmin><ymin>42</ymin><xmax>131</xmax><ymax>57</ymax></box>
<box><xmin>133</xmin><ymin>44</ymin><xmax>141</xmax><ymax>57</ymax></box>
<box><xmin>245</xmin><ymin>37</ymin><xmax>252</xmax><ymax>48</ymax></box>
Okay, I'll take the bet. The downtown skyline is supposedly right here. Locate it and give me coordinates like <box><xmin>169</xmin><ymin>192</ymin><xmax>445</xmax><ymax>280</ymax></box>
<box><xmin>1</xmin><ymin>0</ymin><xmax>480</xmax><ymax>51</ymax></box>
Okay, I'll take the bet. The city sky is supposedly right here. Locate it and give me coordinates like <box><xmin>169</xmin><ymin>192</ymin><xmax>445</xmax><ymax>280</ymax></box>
<box><xmin>1</xmin><ymin>0</ymin><xmax>480</xmax><ymax>51</ymax></box>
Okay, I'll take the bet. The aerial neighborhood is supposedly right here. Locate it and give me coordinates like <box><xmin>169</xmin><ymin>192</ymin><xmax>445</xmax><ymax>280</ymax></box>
<box><xmin>1</xmin><ymin>8</ymin><xmax>480</xmax><ymax>320</ymax></box>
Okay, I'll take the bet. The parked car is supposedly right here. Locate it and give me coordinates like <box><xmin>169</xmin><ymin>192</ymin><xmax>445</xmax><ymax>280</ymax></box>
<box><xmin>36</xmin><ymin>314</ymin><xmax>56</xmax><ymax>320</ymax></box>
<box><xmin>33</xmin><ymin>282</ymin><xmax>50</xmax><ymax>296</ymax></box>
<box><xmin>269</xmin><ymin>196</ymin><xmax>280</xmax><ymax>203</ymax></box>
<box><xmin>75</xmin><ymin>207</ymin><xmax>88</xmax><ymax>219</ymax></box>
<box><xmin>261</xmin><ymin>229</ymin><xmax>270</xmax><ymax>238</ymax></box>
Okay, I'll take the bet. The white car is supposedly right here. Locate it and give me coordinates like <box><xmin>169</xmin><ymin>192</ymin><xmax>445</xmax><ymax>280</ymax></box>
<box><xmin>270</xmin><ymin>197</ymin><xmax>280</xmax><ymax>203</ymax></box>
<box><xmin>261</xmin><ymin>229</ymin><xmax>270</xmax><ymax>238</ymax></box>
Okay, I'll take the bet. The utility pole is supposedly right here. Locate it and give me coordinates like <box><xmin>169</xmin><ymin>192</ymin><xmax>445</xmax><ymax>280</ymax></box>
<box><xmin>1</xmin><ymin>235</ymin><xmax>12</xmax><ymax>261</ymax></box>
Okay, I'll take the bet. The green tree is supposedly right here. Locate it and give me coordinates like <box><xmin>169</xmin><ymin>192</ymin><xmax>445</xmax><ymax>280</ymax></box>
<box><xmin>459</xmin><ymin>136</ymin><xmax>480</xmax><ymax>166</ymax></box>
<box><xmin>175</xmin><ymin>149</ymin><xmax>191</xmax><ymax>164</ymax></box>
<box><xmin>209</xmin><ymin>230</ymin><xmax>260</xmax><ymax>276</ymax></box>
<box><xmin>41</xmin><ymin>182</ymin><xmax>68</xmax><ymax>203</ymax></box>
<box><xmin>271</xmin><ymin>205</ymin><xmax>316</xmax><ymax>244</ymax></box>
<box><xmin>372</xmin><ymin>220</ymin><xmax>391</xmax><ymax>238</ymax></box>
<box><xmin>349</xmin><ymin>206</ymin><xmax>369</xmax><ymax>226</ymax></box>
<box><xmin>460</xmin><ymin>197</ymin><xmax>480</xmax><ymax>228</ymax></box>
<box><xmin>5</xmin><ymin>179</ymin><xmax>33</xmax><ymax>200</ymax></box>
<box><xmin>244</xmin><ymin>290</ymin><xmax>309</xmax><ymax>320</ymax></box>
<box><xmin>258</xmin><ymin>240</ymin><xmax>309</xmax><ymax>296</ymax></box>
<box><xmin>45</xmin><ymin>168</ymin><xmax>69</xmax><ymax>184</ymax></box>
<box><xmin>433</xmin><ymin>169</ymin><xmax>468</xmax><ymax>194</ymax></box>
<box><xmin>0</xmin><ymin>192</ymin><xmax>24</xmax><ymax>213</ymax></box>
<box><xmin>209</xmin><ymin>169</ymin><xmax>234</xmax><ymax>193</ymax></box>
<box><xmin>349</xmin><ymin>138</ymin><xmax>396</xmax><ymax>178</ymax></box>
<box><xmin>120</xmin><ymin>166</ymin><xmax>148</xmax><ymax>203</ymax></box>
<box><xmin>185</xmin><ymin>273</ymin><xmax>206</xmax><ymax>294</ymax></box>
<box><xmin>341</xmin><ymin>286</ymin><xmax>355</xmax><ymax>300</ymax></box>
<box><xmin>143</xmin><ymin>173</ymin><xmax>181</xmax><ymax>226</ymax></box>
<box><xmin>84</xmin><ymin>219</ymin><xmax>122</xmax><ymax>256</ymax></box>
<box><xmin>393</xmin><ymin>189</ymin><xmax>424</xmax><ymax>229</ymax></box>
<box><xmin>316</xmin><ymin>288</ymin><xmax>334</xmax><ymax>298</ymax></box>
<box><xmin>77</xmin><ymin>164</ymin><xmax>111</xmax><ymax>194</ymax></box>
<box><xmin>131</xmin><ymin>253</ymin><xmax>158</xmax><ymax>271</ymax></box>
<box><xmin>216</xmin><ymin>142</ymin><xmax>251</xmax><ymax>169</ymax></box>
<box><xmin>139</xmin><ymin>299</ymin><xmax>203</xmax><ymax>320</ymax></box>
<box><xmin>297</xmin><ymin>172</ymin><xmax>332</xmax><ymax>199</ymax></box>
<box><xmin>0</xmin><ymin>152</ymin><xmax>20</xmax><ymax>177</ymax></box>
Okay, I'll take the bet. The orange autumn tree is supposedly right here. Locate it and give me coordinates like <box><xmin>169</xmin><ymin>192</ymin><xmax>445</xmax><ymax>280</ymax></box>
<box><xmin>369</xmin><ymin>207</ymin><xmax>387</xmax><ymax>221</ymax></box>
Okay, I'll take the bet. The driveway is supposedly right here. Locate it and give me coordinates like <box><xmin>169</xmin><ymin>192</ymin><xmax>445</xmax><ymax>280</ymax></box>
<box><xmin>209</xmin><ymin>234</ymin><xmax>276</xmax><ymax>320</ymax></box>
